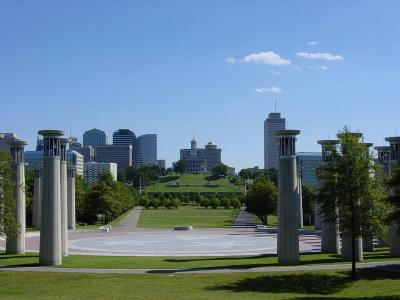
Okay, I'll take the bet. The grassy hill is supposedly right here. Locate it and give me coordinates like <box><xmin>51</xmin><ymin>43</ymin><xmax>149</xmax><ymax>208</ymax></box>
<box><xmin>144</xmin><ymin>174</ymin><xmax>243</xmax><ymax>193</ymax></box>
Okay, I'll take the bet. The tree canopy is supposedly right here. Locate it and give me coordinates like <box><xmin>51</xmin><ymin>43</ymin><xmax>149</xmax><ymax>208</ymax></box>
<box><xmin>211</xmin><ymin>163</ymin><xmax>228</xmax><ymax>177</ymax></box>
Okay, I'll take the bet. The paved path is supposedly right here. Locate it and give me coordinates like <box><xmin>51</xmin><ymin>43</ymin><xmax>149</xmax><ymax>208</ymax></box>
<box><xmin>0</xmin><ymin>261</ymin><xmax>399</xmax><ymax>275</ymax></box>
<box><xmin>115</xmin><ymin>206</ymin><xmax>142</xmax><ymax>230</ymax></box>
<box><xmin>232</xmin><ymin>207</ymin><xmax>256</xmax><ymax>229</ymax></box>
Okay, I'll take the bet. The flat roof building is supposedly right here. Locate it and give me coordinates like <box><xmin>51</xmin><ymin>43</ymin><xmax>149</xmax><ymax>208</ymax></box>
<box><xmin>136</xmin><ymin>134</ymin><xmax>157</xmax><ymax>166</ymax></box>
<box><xmin>296</xmin><ymin>152</ymin><xmax>322</xmax><ymax>188</ymax></box>
<box><xmin>84</xmin><ymin>162</ymin><xmax>117</xmax><ymax>184</ymax></box>
<box><xmin>95</xmin><ymin>144</ymin><xmax>132</xmax><ymax>173</ymax></box>
<box><xmin>67</xmin><ymin>150</ymin><xmax>84</xmax><ymax>176</ymax></box>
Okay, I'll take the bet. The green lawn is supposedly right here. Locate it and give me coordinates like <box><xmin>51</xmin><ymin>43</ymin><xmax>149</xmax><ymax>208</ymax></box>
<box><xmin>0</xmin><ymin>269</ymin><xmax>399</xmax><ymax>299</ymax></box>
<box><xmin>137</xmin><ymin>205</ymin><xmax>240</xmax><ymax>228</ymax></box>
<box><xmin>0</xmin><ymin>248</ymin><xmax>398</xmax><ymax>270</ymax></box>
<box><xmin>144</xmin><ymin>173</ymin><xmax>243</xmax><ymax>193</ymax></box>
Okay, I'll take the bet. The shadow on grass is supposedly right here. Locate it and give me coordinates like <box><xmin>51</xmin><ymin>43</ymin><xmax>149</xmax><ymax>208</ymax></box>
<box><xmin>164</xmin><ymin>253</ymin><xmax>276</xmax><ymax>263</ymax></box>
<box><xmin>0</xmin><ymin>253</ymin><xmax>40</xmax><ymax>267</ymax></box>
<box><xmin>209</xmin><ymin>268</ymin><xmax>399</xmax><ymax>297</ymax></box>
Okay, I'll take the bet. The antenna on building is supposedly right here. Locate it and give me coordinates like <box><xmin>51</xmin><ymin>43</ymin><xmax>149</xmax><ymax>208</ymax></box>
<box><xmin>275</xmin><ymin>99</ymin><xmax>278</xmax><ymax>112</ymax></box>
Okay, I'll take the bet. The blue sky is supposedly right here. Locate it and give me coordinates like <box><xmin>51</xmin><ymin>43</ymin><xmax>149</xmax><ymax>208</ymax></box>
<box><xmin>1</xmin><ymin>1</ymin><xmax>399</xmax><ymax>170</ymax></box>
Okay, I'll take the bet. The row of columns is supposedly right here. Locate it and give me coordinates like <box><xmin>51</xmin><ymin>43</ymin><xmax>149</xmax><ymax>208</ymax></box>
<box><xmin>5</xmin><ymin>131</ymin><xmax>76</xmax><ymax>267</ymax></box>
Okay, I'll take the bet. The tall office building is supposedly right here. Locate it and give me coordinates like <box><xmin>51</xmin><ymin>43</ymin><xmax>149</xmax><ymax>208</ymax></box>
<box><xmin>69</xmin><ymin>145</ymin><xmax>94</xmax><ymax>163</ymax></box>
<box><xmin>113</xmin><ymin>129</ymin><xmax>136</xmax><ymax>165</ymax></box>
<box><xmin>95</xmin><ymin>144</ymin><xmax>132</xmax><ymax>172</ymax></box>
<box><xmin>264</xmin><ymin>112</ymin><xmax>286</xmax><ymax>170</ymax></box>
<box><xmin>83</xmin><ymin>129</ymin><xmax>108</xmax><ymax>148</ymax></box>
<box><xmin>67</xmin><ymin>150</ymin><xmax>84</xmax><ymax>176</ymax></box>
<box><xmin>296</xmin><ymin>152</ymin><xmax>322</xmax><ymax>187</ymax></box>
<box><xmin>136</xmin><ymin>134</ymin><xmax>157</xmax><ymax>166</ymax></box>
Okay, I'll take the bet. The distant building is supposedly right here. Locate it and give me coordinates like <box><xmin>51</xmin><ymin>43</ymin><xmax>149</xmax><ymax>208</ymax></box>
<box><xmin>180</xmin><ymin>138</ymin><xmax>221</xmax><ymax>173</ymax></box>
<box><xmin>70</xmin><ymin>144</ymin><xmax>94</xmax><ymax>163</ymax></box>
<box><xmin>84</xmin><ymin>162</ymin><xmax>117</xmax><ymax>184</ymax></box>
<box><xmin>227</xmin><ymin>167</ymin><xmax>236</xmax><ymax>176</ymax></box>
<box><xmin>136</xmin><ymin>134</ymin><xmax>157</xmax><ymax>166</ymax></box>
<box><xmin>25</xmin><ymin>151</ymin><xmax>43</xmax><ymax>168</ymax></box>
<box><xmin>36</xmin><ymin>138</ymin><xmax>44</xmax><ymax>151</ymax></box>
<box><xmin>113</xmin><ymin>129</ymin><xmax>136</xmax><ymax>165</ymax></box>
<box><xmin>0</xmin><ymin>133</ymin><xmax>18</xmax><ymax>151</ymax></box>
<box><xmin>83</xmin><ymin>129</ymin><xmax>108</xmax><ymax>148</ymax></box>
<box><xmin>157</xmin><ymin>159</ymin><xmax>166</xmax><ymax>169</ymax></box>
<box><xmin>68</xmin><ymin>150</ymin><xmax>84</xmax><ymax>176</ymax></box>
<box><xmin>203</xmin><ymin>142</ymin><xmax>221</xmax><ymax>171</ymax></box>
<box><xmin>264</xmin><ymin>112</ymin><xmax>286</xmax><ymax>170</ymax></box>
<box><xmin>69</xmin><ymin>137</ymin><xmax>81</xmax><ymax>147</ymax></box>
<box><xmin>296</xmin><ymin>152</ymin><xmax>322</xmax><ymax>187</ymax></box>
<box><xmin>95</xmin><ymin>144</ymin><xmax>132</xmax><ymax>173</ymax></box>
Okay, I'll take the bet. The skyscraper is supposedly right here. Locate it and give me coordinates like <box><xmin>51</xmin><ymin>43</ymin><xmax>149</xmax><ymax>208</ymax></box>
<box><xmin>203</xmin><ymin>142</ymin><xmax>221</xmax><ymax>171</ymax></box>
<box><xmin>113</xmin><ymin>129</ymin><xmax>136</xmax><ymax>165</ymax></box>
<box><xmin>136</xmin><ymin>134</ymin><xmax>157</xmax><ymax>166</ymax></box>
<box><xmin>264</xmin><ymin>112</ymin><xmax>286</xmax><ymax>170</ymax></box>
<box><xmin>83</xmin><ymin>129</ymin><xmax>108</xmax><ymax>148</ymax></box>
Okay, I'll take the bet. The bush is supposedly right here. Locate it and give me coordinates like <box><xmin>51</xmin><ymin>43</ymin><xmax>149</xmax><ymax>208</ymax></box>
<box><xmin>166</xmin><ymin>198</ymin><xmax>179</xmax><ymax>209</ymax></box>
<box><xmin>139</xmin><ymin>195</ymin><xmax>149</xmax><ymax>208</ymax></box>
<box><xmin>149</xmin><ymin>198</ymin><xmax>160</xmax><ymax>209</ymax></box>
<box><xmin>209</xmin><ymin>197</ymin><xmax>220</xmax><ymax>209</ymax></box>
<box><xmin>220</xmin><ymin>197</ymin><xmax>231</xmax><ymax>209</ymax></box>
<box><xmin>200</xmin><ymin>198</ymin><xmax>210</xmax><ymax>209</ymax></box>
<box><xmin>231</xmin><ymin>198</ymin><xmax>241</xmax><ymax>209</ymax></box>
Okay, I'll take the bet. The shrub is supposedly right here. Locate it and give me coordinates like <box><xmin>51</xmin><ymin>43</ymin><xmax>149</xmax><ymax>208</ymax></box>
<box><xmin>200</xmin><ymin>198</ymin><xmax>210</xmax><ymax>209</ymax></box>
<box><xmin>220</xmin><ymin>197</ymin><xmax>231</xmax><ymax>209</ymax></box>
<box><xmin>209</xmin><ymin>197</ymin><xmax>220</xmax><ymax>209</ymax></box>
<box><xmin>149</xmin><ymin>198</ymin><xmax>160</xmax><ymax>209</ymax></box>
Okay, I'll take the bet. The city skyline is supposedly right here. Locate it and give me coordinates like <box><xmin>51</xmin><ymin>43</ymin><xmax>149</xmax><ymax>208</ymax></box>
<box><xmin>1</xmin><ymin>1</ymin><xmax>400</xmax><ymax>170</ymax></box>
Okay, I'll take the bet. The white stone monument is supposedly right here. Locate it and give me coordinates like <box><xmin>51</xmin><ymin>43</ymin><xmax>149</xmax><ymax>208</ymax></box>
<box><xmin>67</xmin><ymin>167</ymin><xmax>76</xmax><ymax>229</ymax></box>
<box><xmin>277</xmin><ymin>130</ymin><xmax>300</xmax><ymax>265</ymax></box>
<box><xmin>39</xmin><ymin>130</ymin><xmax>63</xmax><ymax>266</ymax></box>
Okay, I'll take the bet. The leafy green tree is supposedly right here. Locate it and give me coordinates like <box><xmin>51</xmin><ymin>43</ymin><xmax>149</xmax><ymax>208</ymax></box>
<box><xmin>24</xmin><ymin>168</ymin><xmax>34</xmax><ymax>226</ymax></box>
<box><xmin>231</xmin><ymin>197</ymin><xmax>242</xmax><ymax>209</ymax></box>
<box><xmin>200</xmin><ymin>198</ymin><xmax>210</xmax><ymax>209</ymax></box>
<box><xmin>75</xmin><ymin>175</ymin><xmax>90</xmax><ymax>222</ymax></box>
<box><xmin>209</xmin><ymin>197</ymin><xmax>220</xmax><ymax>209</ymax></box>
<box><xmin>386</xmin><ymin>164</ymin><xmax>400</xmax><ymax>232</ymax></box>
<box><xmin>172</xmin><ymin>160</ymin><xmax>186</xmax><ymax>174</ymax></box>
<box><xmin>302</xmin><ymin>184</ymin><xmax>316</xmax><ymax>226</ymax></box>
<box><xmin>0</xmin><ymin>151</ymin><xmax>18</xmax><ymax>237</ymax></box>
<box><xmin>138</xmin><ymin>194</ymin><xmax>149</xmax><ymax>208</ymax></box>
<box><xmin>245</xmin><ymin>175</ymin><xmax>277</xmax><ymax>225</ymax></box>
<box><xmin>220</xmin><ymin>197</ymin><xmax>231</xmax><ymax>209</ymax></box>
<box><xmin>211</xmin><ymin>163</ymin><xmax>228</xmax><ymax>177</ymax></box>
<box><xmin>318</xmin><ymin>128</ymin><xmax>384</xmax><ymax>280</ymax></box>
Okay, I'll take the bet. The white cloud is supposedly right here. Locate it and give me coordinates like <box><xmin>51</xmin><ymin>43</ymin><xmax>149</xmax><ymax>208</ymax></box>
<box><xmin>255</xmin><ymin>86</ymin><xmax>282</xmax><ymax>93</ymax></box>
<box><xmin>296</xmin><ymin>52</ymin><xmax>344</xmax><ymax>61</ymax></box>
<box><xmin>308</xmin><ymin>41</ymin><xmax>319</xmax><ymax>46</ymax></box>
<box><xmin>307</xmin><ymin>65</ymin><xmax>329</xmax><ymax>71</ymax></box>
<box><xmin>225</xmin><ymin>57</ymin><xmax>236</xmax><ymax>64</ymax></box>
<box><xmin>269</xmin><ymin>70</ymin><xmax>280</xmax><ymax>75</ymax></box>
<box><xmin>243</xmin><ymin>51</ymin><xmax>291</xmax><ymax>65</ymax></box>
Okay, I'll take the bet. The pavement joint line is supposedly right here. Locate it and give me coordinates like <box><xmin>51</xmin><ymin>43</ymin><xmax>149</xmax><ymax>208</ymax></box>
<box><xmin>0</xmin><ymin>260</ymin><xmax>399</xmax><ymax>275</ymax></box>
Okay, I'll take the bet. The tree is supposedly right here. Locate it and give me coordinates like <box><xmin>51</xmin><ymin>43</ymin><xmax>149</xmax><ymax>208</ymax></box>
<box><xmin>302</xmin><ymin>184</ymin><xmax>316</xmax><ymax>226</ymax></box>
<box><xmin>245</xmin><ymin>175</ymin><xmax>277</xmax><ymax>225</ymax></box>
<box><xmin>0</xmin><ymin>151</ymin><xmax>18</xmax><ymax>237</ymax></box>
<box><xmin>386</xmin><ymin>164</ymin><xmax>400</xmax><ymax>233</ymax></box>
<box><xmin>318</xmin><ymin>128</ymin><xmax>383</xmax><ymax>280</ymax></box>
<box><xmin>211</xmin><ymin>163</ymin><xmax>228</xmax><ymax>178</ymax></box>
<box><xmin>173</xmin><ymin>160</ymin><xmax>186</xmax><ymax>174</ymax></box>
<box><xmin>75</xmin><ymin>175</ymin><xmax>90</xmax><ymax>222</ymax></box>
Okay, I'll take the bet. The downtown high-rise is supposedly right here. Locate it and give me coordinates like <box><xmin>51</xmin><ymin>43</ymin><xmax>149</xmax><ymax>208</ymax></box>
<box><xmin>264</xmin><ymin>112</ymin><xmax>286</xmax><ymax>170</ymax></box>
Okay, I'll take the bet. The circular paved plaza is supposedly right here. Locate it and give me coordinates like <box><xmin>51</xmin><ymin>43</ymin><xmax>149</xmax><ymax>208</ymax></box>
<box><xmin>0</xmin><ymin>229</ymin><xmax>321</xmax><ymax>256</ymax></box>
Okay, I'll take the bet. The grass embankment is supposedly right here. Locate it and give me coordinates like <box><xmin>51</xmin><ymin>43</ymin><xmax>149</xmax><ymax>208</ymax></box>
<box><xmin>0</xmin><ymin>269</ymin><xmax>399</xmax><ymax>299</ymax></box>
<box><xmin>137</xmin><ymin>205</ymin><xmax>239</xmax><ymax>228</ymax></box>
<box><xmin>144</xmin><ymin>174</ymin><xmax>242</xmax><ymax>193</ymax></box>
<box><xmin>0</xmin><ymin>248</ymin><xmax>398</xmax><ymax>270</ymax></box>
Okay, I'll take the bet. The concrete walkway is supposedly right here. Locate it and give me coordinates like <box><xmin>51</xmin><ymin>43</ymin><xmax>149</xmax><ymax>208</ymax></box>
<box><xmin>0</xmin><ymin>260</ymin><xmax>399</xmax><ymax>275</ymax></box>
<box><xmin>232</xmin><ymin>207</ymin><xmax>256</xmax><ymax>229</ymax></box>
<box><xmin>115</xmin><ymin>206</ymin><xmax>142</xmax><ymax>230</ymax></box>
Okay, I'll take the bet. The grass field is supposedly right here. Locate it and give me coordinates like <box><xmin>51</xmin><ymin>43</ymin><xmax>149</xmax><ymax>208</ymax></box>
<box><xmin>0</xmin><ymin>248</ymin><xmax>398</xmax><ymax>270</ymax></box>
<box><xmin>0</xmin><ymin>269</ymin><xmax>399</xmax><ymax>299</ymax></box>
<box><xmin>137</xmin><ymin>205</ymin><xmax>240</xmax><ymax>228</ymax></box>
<box><xmin>144</xmin><ymin>174</ymin><xmax>243</xmax><ymax>193</ymax></box>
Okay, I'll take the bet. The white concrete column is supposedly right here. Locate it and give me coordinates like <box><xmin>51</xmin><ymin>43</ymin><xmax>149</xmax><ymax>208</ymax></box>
<box><xmin>67</xmin><ymin>167</ymin><xmax>76</xmax><ymax>229</ymax></box>
<box><xmin>6</xmin><ymin>140</ymin><xmax>27</xmax><ymax>254</ymax></box>
<box><xmin>32</xmin><ymin>168</ymin><xmax>42</xmax><ymax>228</ymax></box>
<box><xmin>297</xmin><ymin>173</ymin><xmax>303</xmax><ymax>228</ymax></box>
<box><xmin>277</xmin><ymin>130</ymin><xmax>300</xmax><ymax>265</ymax></box>
<box><xmin>39</xmin><ymin>130</ymin><xmax>63</xmax><ymax>266</ymax></box>
<box><xmin>317</xmin><ymin>140</ymin><xmax>341</xmax><ymax>254</ymax></box>
<box><xmin>342</xmin><ymin>233</ymin><xmax>363</xmax><ymax>262</ymax></box>
<box><xmin>60</xmin><ymin>138</ymin><xmax>69</xmax><ymax>257</ymax></box>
